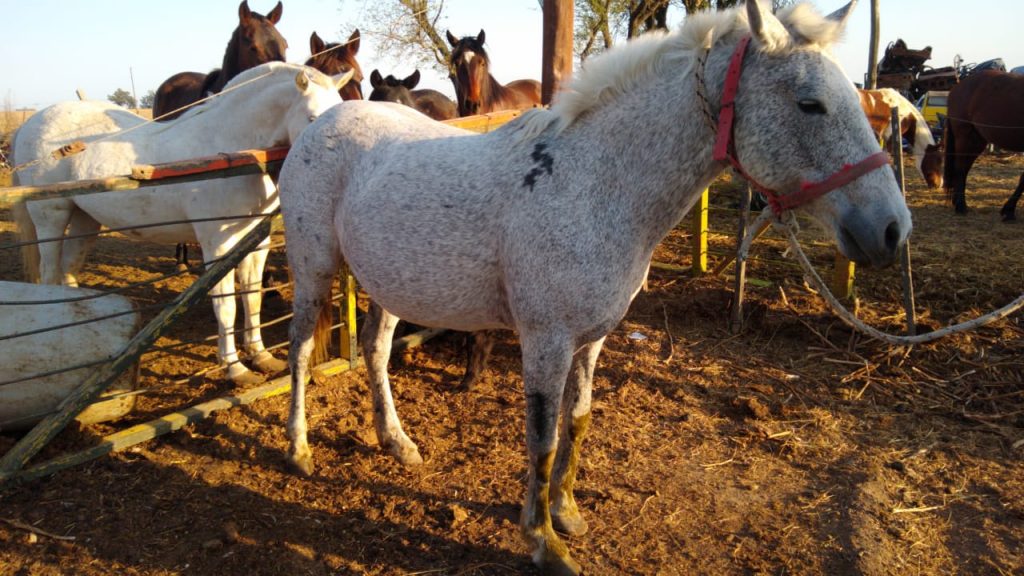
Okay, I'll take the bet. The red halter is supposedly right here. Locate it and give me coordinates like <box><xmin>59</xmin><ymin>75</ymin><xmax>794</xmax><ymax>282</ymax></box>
<box><xmin>711</xmin><ymin>36</ymin><xmax>891</xmax><ymax>216</ymax></box>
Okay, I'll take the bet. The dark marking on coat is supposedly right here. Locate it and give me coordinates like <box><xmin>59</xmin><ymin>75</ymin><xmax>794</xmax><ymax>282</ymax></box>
<box><xmin>526</xmin><ymin>392</ymin><xmax>551</xmax><ymax>444</ymax></box>
<box><xmin>522</xmin><ymin>143</ymin><xmax>555</xmax><ymax>191</ymax></box>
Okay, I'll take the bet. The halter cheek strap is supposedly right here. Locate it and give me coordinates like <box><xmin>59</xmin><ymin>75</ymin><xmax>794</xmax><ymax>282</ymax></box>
<box><xmin>711</xmin><ymin>35</ymin><xmax>891</xmax><ymax>216</ymax></box>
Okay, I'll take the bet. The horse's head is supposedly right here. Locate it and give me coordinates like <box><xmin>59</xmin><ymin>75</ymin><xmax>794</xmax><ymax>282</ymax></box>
<box><xmin>921</xmin><ymin>144</ymin><xmax>944</xmax><ymax>189</ymax></box>
<box><xmin>717</xmin><ymin>0</ymin><xmax>911</xmax><ymax>267</ymax></box>
<box><xmin>234</xmin><ymin>1</ymin><xmax>288</xmax><ymax>70</ymax></box>
<box><xmin>307</xmin><ymin>30</ymin><xmax>364</xmax><ymax>100</ymax></box>
<box><xmin>447</xmin><ymin>29</ymin><xmax>490</xmax><ymax>116</ymax></box>
<box><xmin>368</xmin><ymin>69</ymin><xmax>421</xmax><ymax>108</ymax></box>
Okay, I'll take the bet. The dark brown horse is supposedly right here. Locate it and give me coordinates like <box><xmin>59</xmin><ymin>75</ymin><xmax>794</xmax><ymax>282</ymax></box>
<box><xmin>446</xmin><ymin>29</ymin><xmax>541</xmax><ymax>117</ymax></box>
<box><xmin>944</xmin><ymin>70</ymin><xmax>1024</xmax><ymax>219</ymax></box>
<box><xmin>306</xmin><ymin>30</ymin><xmax>364</xmax><ymax>101</ymax></box>
<box><xmin>368</xmin><ymin>69</ymin><xmax>457</xmax><ymax>121</ymax></box>
<box><xmin>153</xmin><ymin>1</ymin><xmax>286</xmax><ymax>121</ymax></box>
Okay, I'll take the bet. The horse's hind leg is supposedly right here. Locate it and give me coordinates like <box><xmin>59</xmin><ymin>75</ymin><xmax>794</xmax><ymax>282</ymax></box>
<box><xmin>549</xmin><ymin>336</ymin><xmax>604</xmax><ymax>537</ymax></box>
<box><xmin>237</xmin><ymin>240</ymin><xmax>286</xmax><ymax>374</ymax></box>
<box><xmin>362</xmin><ymin>302</ymin><xmax>423</xmax><ymax>466</ymax></box>
<box><xmin>459</xmin><ymin>330</ymin><xmax>496</xmax><ymax>390</ymax></box>
<box><xmin>25</xmin><ymin>199</ymin><xmax>74</xmax><ymax>285</ymax></box>
<box><xmin>519</xmin><ymin>330</ymin><xmax>581</xmax><ymax>576</ymax></box>
<box><xmin>60</xmin><ymin>209</ymin><xmax>101</xmax><ymax>287</ymax></box>
<box><xmin>999</xmin><ymin>172</ymin><xmax>1024</xmax><ymax>221</ymax></box>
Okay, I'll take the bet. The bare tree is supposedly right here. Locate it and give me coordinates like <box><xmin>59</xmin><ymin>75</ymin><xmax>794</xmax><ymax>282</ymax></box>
<box><xmin>346</xmin><ymin>0</ymin><xmax>454</xmax><ymax>78</ymax></box>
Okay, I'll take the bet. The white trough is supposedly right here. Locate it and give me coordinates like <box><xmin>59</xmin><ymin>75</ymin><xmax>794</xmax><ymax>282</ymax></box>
<box><xmin>0</xmin><ymin>281</ymin><xmax>139</xmax><ymax>431</ymax></box>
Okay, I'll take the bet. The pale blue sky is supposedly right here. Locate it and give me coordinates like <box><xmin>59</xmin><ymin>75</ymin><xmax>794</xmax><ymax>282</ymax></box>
<box><xmin>1</xmin><ymin>1</ymin><xmax>1020</xmax><ymax>110</ymax></box>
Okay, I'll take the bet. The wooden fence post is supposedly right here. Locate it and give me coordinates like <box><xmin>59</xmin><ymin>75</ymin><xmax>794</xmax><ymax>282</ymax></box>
<box><xmin>892</xmin><ymin>107</ymin><xmax>917</xmax><ymax>335</ymax></box>
<box><xmin>0</xmin><ymin>217</ymin><xmax>273</xmax><ymax>483</ymax></box>
<box><xmin>542</xmin><ymin>0</ymin><xmax>574</xmax><ymax>105</ymax></box>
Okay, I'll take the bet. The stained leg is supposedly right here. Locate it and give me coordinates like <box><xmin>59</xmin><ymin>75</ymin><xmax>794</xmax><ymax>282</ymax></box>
<box><xmin>519</xmin><ymin>330</ymin><xmax>580</xmax><ymax>576</ymax></box>
<box><xmin>999</xmin><ymin>172</ymin><xmax>1024</xmax><ymax>222</ymax></box>
<box><xmin>550</xmin><ymin>337</ymin><xmax>604</xmax><ymax>537</ymax></box>
<box><xmin>460</xmin><ymin>330</ymin><xmax>496</xmax><ymax>390</ymax></box>
<box><xmin>237</xmin><ymin>240</ymin><xmax>286</xmax><ymax>374</ymax></box>
<box><xmin>285</xmin><ymin>246</ymin><xmax>340</xmax><ymax>476</ymax></box>
<box><xmin>25</xmin><ymin>200</ymin><xmax>74</xmax><ymax>285</ymax></box>
<box><xmin>58</xmin><ymin>208</ymin><xmax>101</xmax><ymax>287</ymax></box>
<box><xmin>175</xmin><ymin>243</ymin><xmax>190</xmax><ymax>272</ymax></box>
<box><xmin>362</xmin><ymin>302</ymin><xmax>423</xmax><ymax>466</ymax></box>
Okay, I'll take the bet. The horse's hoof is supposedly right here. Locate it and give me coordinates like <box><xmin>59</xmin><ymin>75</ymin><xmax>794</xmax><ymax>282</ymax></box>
<box><xmin>388</xmin><ymin>441</ymin><xmax>424</xmax><ymax>467</ymax></box>
<box><xmin>288</xmin><ymin>451</ymin><xmax>315</xmax><ymax>477</ymax></box>
<box><xmin>458</xmin><ymin>374</ymin><xmax>480</xmax><ymax>392</ymax></box>
<box><xmin>229</xmin><ymin>369</ymin><xmax>265</xmax><ymax>387</ymax></box>
<box><xmin>536</xmin><ymin>547</ymin><xmax>582</xmax><ymax>576</ymax></box>
<box><xmin>176</xmin><ymin>263</ymin><xmax>189</xmax><ymax>273</ymax></box>
<box><xmin>252</xmin><ymin>351</ymin><xmax>288</xmax><ymax>374</ymax></box>
<box><xmin>552</xmin><ymin>509</ymin><xmax>589</xmax><ymax>537</ymax></box>
<box><xmin>1001</xmin><ymin>212</ymin><xmax>1016</xmax><ymax>222</ymax></box>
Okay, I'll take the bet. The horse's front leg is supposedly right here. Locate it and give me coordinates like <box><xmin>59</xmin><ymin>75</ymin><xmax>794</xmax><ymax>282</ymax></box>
<box><xmin>999</xmin><ymin>172</ymin><xmax>1024</xmax><ymax>222</ymax></box>
<box><xmin>362</xmin><ymin>302</ymin><xmax>423</xmax><ymax>466</ymax></box>
<box><xmin>208</xmin><ymin>267</ymin><xmax>262</xmax><ymax>386</ymax></box>
<box><xmin>237</xmin><ymin>241</ymin><xmax>287</xmax><ymax>374</ymax></box>
<box><xmin>519</xmin><ymin>330</ymin><xmax>580</xmax><ymax>576</ymax></box>
<box><xmin>460</xmin><ymin>330</ymin><xmax>496</xmax><ymax>390</ymax></box>
<box><xmin>549</xmin><ymin>336</ymin><xmax>604</xmax><ymax>537</ymax></box>
<box><xmin>25</xmin><ymin>200</ymin><xmax>74</xmax><ymax>285</ymax></box>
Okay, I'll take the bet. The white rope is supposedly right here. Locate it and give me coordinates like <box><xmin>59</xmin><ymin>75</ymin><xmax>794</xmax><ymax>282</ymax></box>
<box><xmin>738</xmin><ymin>207</ymin><xmax>1024</xmax><ymax>345</ymax></box>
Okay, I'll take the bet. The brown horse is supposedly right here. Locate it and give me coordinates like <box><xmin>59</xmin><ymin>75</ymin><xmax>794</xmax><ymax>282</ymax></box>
<box><xmin>306</xmin><ymin>30</ymin><xmax>364</xmax><ymax>101</ymax></box>
<box><xmin>446</xmin><ymin>29</ymin><xmax>541</xmax><ymax>117</ymax></box>
<box><xmin>857</xmin><ymin>88</ymin><xmax>943</xmax><ymax>189</ymax></box>
<box><xmin>944</xmin><ymin>70</ymin><xmax>1024</xmax><ymax>219</ymax></box>
<box><xmin>368</xmin><ymin>69</ymin><xmax>457</xmax><ymax>121</ymax></box>
<box><xmin>152</xmin><ymin>1</ymin><xmax>286</xmax><ymax>121</ymax></box>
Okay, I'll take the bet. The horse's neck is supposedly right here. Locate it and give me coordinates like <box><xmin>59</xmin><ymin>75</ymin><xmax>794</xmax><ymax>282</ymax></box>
<box><xmin>158</xmin><ymin>82</ymin><xmax>287</xmax><ymax>153</ymax></box>
<box><xmin>210</xmin><ymin>33</ymin><xmax>244</xmax><ymax>94</ymax></box>
<box><xmin>557</xmin><ymin>73</ymin><xmax>721</xmax><ymax>253</ymax></box>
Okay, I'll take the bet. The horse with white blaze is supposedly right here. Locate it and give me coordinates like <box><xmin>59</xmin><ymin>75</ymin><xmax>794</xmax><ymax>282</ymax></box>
<box><xmin>12</xmin><ymin>62</ymin><xmax>351</xmax><ymax>386</ymax></box>
<box><xmin>278</xmin><ymin>1</ymin><xmax>910</xmax><ymax>573</ymax></box>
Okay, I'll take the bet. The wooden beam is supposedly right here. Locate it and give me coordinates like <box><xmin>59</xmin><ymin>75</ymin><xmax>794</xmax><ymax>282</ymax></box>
<box><xmin>542</xmin><ymin>0</ymin><xmax>574</xmax><ymax>105</ymax></box>
<box><xmin>442</xmin><ymin>110</ymin><xmax>522</xmax><ymax>133</ymax></box>
<box><xmin>130</xmin><ymin>147</ymin><xmax>290</xmax><ymax>180</ymax></box>
<box><xmin>0</xmin><ymin>217</ymin><xmax>274</xmax><ymax>483</ymax></box>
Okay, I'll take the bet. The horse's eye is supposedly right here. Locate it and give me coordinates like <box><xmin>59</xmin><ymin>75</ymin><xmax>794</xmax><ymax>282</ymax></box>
<box><xmin>798</xmin><ymin>99</ymin><xmax>827</xmax><ymax>114</ymax></box>
<box><xmin>308</xmin><ymin>115</ymin><xmax>318</xmax><ymax>123</ymax></box>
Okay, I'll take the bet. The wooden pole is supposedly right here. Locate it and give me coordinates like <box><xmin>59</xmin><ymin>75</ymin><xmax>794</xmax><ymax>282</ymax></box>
<box><xmin>542</xmin><ymin>0</ymin><xmax>574</xmax><ymax>105</ymax></box>
<box><xmin>867</xmin><ymin>0</ymin><xmax>880</xmax><ymax>89</ymax></box>
<box><xmin>891</xmin><ymin>107</ymin><xmax>916</xmax><ymax>335</ymax></box>
<box><xmin>0</xmin><ymin>217</ymin><xmax>273</xmax><ymax>483</ymax></box>
<box><xmin>730</xmin><ymin>185</ymin><xmax>752</xmax><ymax>333</ymax></box>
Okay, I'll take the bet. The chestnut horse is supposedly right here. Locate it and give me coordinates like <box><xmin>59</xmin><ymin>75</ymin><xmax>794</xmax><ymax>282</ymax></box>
<box><xmin>858</xmin><ymin>88</ymin><xmax>943</xmax><ymax>189</ymax></box>
<box><xmin>306</xmin><ymin>30</ymin><xmax>364</xmax><ymax>101</ymax></box>
<box><xmin>446</xmin><ymin>29</ymin><xmax>541</xmax><ymax>116</ymax></box>
<box><xmin>152</xmin><ymin>1</ymin><xmax>286</xmax><ymax>121</ymax></box>
<box><xmin>368</xmin><ymin>69</ymin><xmax>457</xmax><ymax>121</ymax></box>
<box><xmin>944</xmin><ymin>70</ymin><xmax>1024</xmax><ymax>219</ymax></box>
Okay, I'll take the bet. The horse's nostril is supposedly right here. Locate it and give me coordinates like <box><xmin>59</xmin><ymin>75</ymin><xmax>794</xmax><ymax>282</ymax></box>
<box><xmin>884</xmin><ymin>220</ymin><xmax>902</xmax><ymax>252</ymax></box>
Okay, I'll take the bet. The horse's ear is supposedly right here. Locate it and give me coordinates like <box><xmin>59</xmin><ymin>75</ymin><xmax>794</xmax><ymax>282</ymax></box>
<box><xmin>295</xmin><ymin>70</ymin><xmax>310</xmax><ymax>92</ymax></box>
<box><xmin>446</xmin><ymin>30</ymin><xmax>458</xmax><ymax>48</ymax></box>
<box><xmin>348</xmin><ymin>29</ymin><xmax>361</xmax><ymax>54</ymax></box>
<box><xmin>370</xmin><ymin>69</ymin><xmax>383</xmax><ymax>88</ymax></box>
<box><xmin>239</xmin><ymin>0</ymin><xmax>252</xmax><ymax>24</ymax></box>
<box><xmin>267</xmin><ymin>1</ymin><xmax>283</xmax><ymax>24</ymax></box>
<box><xmin>825</xmin><ymin>0</ymin><xmax>857</xmax><ymax>30</ymax></box>
<box><xmin>746</xmin><ymin>0</ymin><xmax>789</xmax><ymax>50</ymax></box>
<box><xmin>404</xmin><ymin>70</ymin><xmax>421</xmax><ymax>90</ymax></box>
<box><xmin>333</xmin><ymin>69</ymin><xmax>355</xmax><ymax>91</ymax></box>
<box><xmin>477</xmin><ymin>29</ymin><xmax>486</xmax><ymax>46</ymax></box>
<box><xmin>310</xmin><ymin>31</ymin><xmax>325</xmax><ymax>55</ymax></box>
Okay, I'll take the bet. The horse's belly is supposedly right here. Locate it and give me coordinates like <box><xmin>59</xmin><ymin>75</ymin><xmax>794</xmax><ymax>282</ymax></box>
<box><xmin>75</xmin><ymin>192</ymin><xmax>196</xmax><ymax>243</ymax></box>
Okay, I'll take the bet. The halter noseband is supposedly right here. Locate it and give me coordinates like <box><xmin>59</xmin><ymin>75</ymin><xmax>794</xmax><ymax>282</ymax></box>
<box><xmin>710</xmin><ymin>35</ymin><xmax>891</xmax><ymax>216</ymax></box>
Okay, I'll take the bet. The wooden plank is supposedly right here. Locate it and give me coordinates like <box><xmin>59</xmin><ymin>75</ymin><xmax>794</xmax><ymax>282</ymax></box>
<box><xmin>131</xmin><ymin>147</ymin><xmax>290</xmax><ymax>180</ymax></box>
<box><xmin>542</xmin><ymin>0</ymin><xmax>575</xmax><ymax>105</ymax></box>
<box><xmin>892</xmin><ymin>108</ymin><xmax>916</xmax><ymax>336</ymax></box>
<box><xmin>0</xmin><ymin>218</ymin><xmax>274</xmax><ymax>483</ymax></box>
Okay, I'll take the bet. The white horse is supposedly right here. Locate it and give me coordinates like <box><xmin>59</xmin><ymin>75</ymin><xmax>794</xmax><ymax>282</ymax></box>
<box><xmin>12</xmin><ymin>62</ymin><xmax>351</xmax><ymax>385</ymax></box>
<box><xmin>278</xmin><ymin>2</ymin><xmax>911</xmax><ymax>573</ymax></box>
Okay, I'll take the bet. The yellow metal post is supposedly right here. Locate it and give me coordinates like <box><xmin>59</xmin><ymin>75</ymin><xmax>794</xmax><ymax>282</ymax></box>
<box><xmin>691</xmin><ymin>188</ymin><xmax>709</xmax><ymax>276</ymax></box>
<box><xmin>832</xmin><ymin>253</ymin><xmax>855</xmax><ymax>300</ymax></box>
<box><xmin>339</xmin><ymin>272</ymin><xmax>358</xmax><ymax>364</ymax></box>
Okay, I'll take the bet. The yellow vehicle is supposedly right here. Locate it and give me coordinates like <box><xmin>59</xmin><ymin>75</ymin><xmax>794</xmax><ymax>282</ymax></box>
<box><xmin>916</xmin><ymin>90</ymin><xmax>948</xmax><ymax>138</ymax></box>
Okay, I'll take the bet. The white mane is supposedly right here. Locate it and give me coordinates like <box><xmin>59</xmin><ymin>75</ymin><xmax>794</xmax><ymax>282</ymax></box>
<box><xmin>518</xmin><ymin>1</ymin><xmax>846</xmax><ymax>139</ymax></box>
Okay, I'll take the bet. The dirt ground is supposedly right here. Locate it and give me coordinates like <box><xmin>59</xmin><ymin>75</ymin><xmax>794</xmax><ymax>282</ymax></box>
<box><xmin>1</xmin><ymin>155</ymin><xmax>1023</xmax><ymax>575</ymax></box>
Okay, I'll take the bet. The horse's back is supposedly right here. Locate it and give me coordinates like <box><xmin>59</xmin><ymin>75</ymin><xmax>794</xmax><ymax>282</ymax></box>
<box><xmin>411</xmin><ymin>89</ymin><xmax>458</xmax><ymax>121</ymax></box>
<box><xmin>951</xmin><ymin>71</ymin><xmax>1024</xmax><ymax>149</ymax></box>
<box><xmin>505</xmin><ymin>79</ymin><xmax>542</xmax><ymax>110</ymax></box>
<box><xmin>153</xmin><ymin>71</ymin><xmax>207</xmax><ymax>120</ymax></box>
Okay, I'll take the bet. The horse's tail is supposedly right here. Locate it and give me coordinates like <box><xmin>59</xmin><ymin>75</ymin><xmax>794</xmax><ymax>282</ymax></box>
<box><xmin>942</xmin><ymin>117</ymin><xmax>956</xmax><ymax>202</ymax></box>
<box><xmin>310</xmin><ymin>282</ymin><xmax>333</xmax><ymax>368</ymax></box>
<box><xmin>11</xmin><ymin>200</ymin><xmax>42</xmax><ymax>284</ymax></box>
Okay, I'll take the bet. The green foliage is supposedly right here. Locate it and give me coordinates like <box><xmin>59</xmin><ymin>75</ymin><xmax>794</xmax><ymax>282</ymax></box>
<box><xmin>139</xmin><ymin>90</ymin><xmax>156</xmax><ymax>109</ymax></box>
<box><xmin>107</xmin><ymin>88</ymin><xmax>137</xmax><ymax>109</ymax></box>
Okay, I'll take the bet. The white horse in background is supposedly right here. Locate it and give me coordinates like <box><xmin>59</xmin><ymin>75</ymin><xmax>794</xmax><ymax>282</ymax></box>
<box><xmin>277</xmin><ymin>1</ymin><xmax>910</xmax><ymax>573</ymax></box>
<box><xmin>12</xmin><ymin>62</ymin><xmax>351</xmax><ymax>385</ymax></box>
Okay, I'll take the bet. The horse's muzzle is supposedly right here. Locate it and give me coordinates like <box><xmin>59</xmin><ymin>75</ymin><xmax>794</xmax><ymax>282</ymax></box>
<box><xmin>837</xmin><ymin>210</ymin><xmax>909</xmax><ymax>268</ymax></box>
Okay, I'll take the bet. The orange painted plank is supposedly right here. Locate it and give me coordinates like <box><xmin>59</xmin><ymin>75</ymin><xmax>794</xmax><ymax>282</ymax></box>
<box><xmin>131</xmin><ymin>146</ymin><xmax>291</xmax><ymax>181</ymax></box>
<box><xmin>443</xmin><ymin>110</ymin><xmax>524</xmax><ymax>133</ymax></box>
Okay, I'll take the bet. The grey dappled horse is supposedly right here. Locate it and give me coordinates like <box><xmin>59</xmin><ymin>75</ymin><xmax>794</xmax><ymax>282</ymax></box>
<box><xmin>278</xmin><ymin>2</ymin><xmax>911</xmax><ymax>573</ymax></box>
